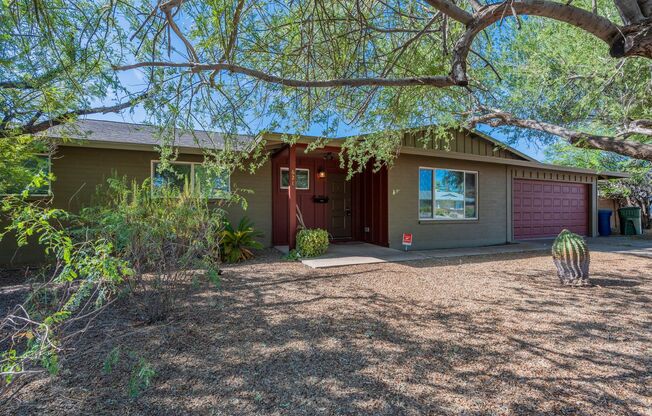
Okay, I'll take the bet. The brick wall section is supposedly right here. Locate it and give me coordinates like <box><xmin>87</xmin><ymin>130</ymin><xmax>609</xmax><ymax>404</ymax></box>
<box><xmin>1</xmin><ymin>146</ymin><xmax>272</xmax><ymax>265</ymax></box>
<box><xmin>387</xmin><ymin>154</ymin><xmax>509</xmax><ymax>250</ymax></box>
<box><xmin>387</xmin><ymin>156</ymin><xmax>601</xmax><ymax>250</ymax></box>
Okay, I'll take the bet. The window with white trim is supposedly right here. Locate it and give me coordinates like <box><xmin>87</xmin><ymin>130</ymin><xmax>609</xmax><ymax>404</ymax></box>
<box><xmin>151</xmin><ymin>161</ymin><xmax>230</xmax><ymax>199</ymax></box>
<box><xmin>419</xmin><ymin>168</ymin><xmax>477</xmax><ymax>220</ymax></box>
<box><xmin>2</xmin><ymin>154</ymin><xmax>51</xmax><ymax>196</ymax></box>
<box><xmin>280</xmin><ymin>167</ymin><xmax>310</xmax><ymax>190</ymax></box>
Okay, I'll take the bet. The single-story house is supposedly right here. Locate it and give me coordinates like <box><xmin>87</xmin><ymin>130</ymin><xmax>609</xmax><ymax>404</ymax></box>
<box><xmin>0</xmin><ymin>119</ymin><xmax>627</xmax><ymax>265</ymax></box>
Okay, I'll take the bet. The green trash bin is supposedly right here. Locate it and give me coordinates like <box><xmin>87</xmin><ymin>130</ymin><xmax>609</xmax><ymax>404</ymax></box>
<box><xmin>618</xmin><ymin>207</ymin><xmax>642</xmax><ymax>235</ymax></box>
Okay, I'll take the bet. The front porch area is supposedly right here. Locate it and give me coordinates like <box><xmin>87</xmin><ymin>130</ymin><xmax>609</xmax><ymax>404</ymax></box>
<box><xmin>270</xmin><ymin>143</ymin><xmax>388</xmax><ymax>249</ymax></box>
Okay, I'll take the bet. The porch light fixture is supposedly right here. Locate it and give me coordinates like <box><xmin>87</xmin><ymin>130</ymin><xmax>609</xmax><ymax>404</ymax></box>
<box><xmin>318</xmin><ymin>168</ymin><xmax>327</xmax><ymax>179</ymax></box>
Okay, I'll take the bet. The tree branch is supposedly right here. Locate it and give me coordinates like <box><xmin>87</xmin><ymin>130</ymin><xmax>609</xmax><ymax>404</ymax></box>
<box><xmin>620</xmin><ymin>119</ymin><xmax>652</xmax><ymax>137</ymax></box>
<box><xmin>451</xmin><ymin>0</ymin><xmax>621</xmax><ymax>85</ymax></box>
<box><xmin>0</xmin><ymin>92</ymin><xmax>151</xmax><ymax>137</ymax></box>
<box><xmin>467</xmin><ymin>109</ymin><xmax>652</xmax><ymax>161</ymax></box>
<box><xmin>422</xmin><ymin>0</ymin><xmax>473</xmax><ymax>24</ymax></box>
<box><xmin>0</xmin><ymin>66</ymin><xmax>66</xmax><ymax>90</ymax></box>
<box><xmin>114</xmin><ymin>61</ymin><xmax>456</xmax><ymax>88</ymax></box>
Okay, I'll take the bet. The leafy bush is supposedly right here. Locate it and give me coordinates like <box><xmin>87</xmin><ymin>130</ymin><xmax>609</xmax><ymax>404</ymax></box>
<box><xmin>296</xmin><ymin>228</ymin><xmax>329</xmax><ymax>257</ymax></box>
<box><xmin>0</xmin><ymin>197</ymin><xmax>131</xmax><ymax>382</ymax></box>
<box><xmin>0</xmin><ymin>176</ymin><xmax>228</xmax><ymax>383</ymax></box>
<box><xmin>283</xmin><ymin>249</ymin><xmax>301</xmax><ymax>261</ymax></box>
<box><xmin>80</xmin><ymin>177</ymin><xmax>225</xmax><ymax>322</ymax></box>
<box><xmin>220</xmin><ymin>217</ymin><xmax>264</xmax><ymax>263</ymax></box>
<box><xmin>128</xmin><ymin>358</ymin><xmax>156</xmax><ymax>398</ymax></box>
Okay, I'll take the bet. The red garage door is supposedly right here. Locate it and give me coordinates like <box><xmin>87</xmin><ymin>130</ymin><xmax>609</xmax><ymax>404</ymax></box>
<box><xmin>513</xmin><ymin>179</ymin><xmax>590</xmax><ymax>239</ymax></box>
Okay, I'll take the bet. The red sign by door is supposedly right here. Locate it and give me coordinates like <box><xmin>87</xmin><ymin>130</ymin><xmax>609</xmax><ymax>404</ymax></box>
<box><xmin>402</xmin><ymin>233</ymin><xmax>413</xmax><ymax>246</ymax></box>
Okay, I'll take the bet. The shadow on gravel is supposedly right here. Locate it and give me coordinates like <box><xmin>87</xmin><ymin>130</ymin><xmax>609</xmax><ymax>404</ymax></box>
<box><xmin>2</xmin><ymin>251</ymin><xmax>651</xmax><ymax>415</ymax></box>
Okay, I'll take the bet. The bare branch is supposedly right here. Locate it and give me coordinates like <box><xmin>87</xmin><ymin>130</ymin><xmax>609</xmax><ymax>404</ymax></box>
<box><xmin>422</xmin><ymin>0</ymin><xmax>473</xmax><ymax>24</ymax></box>
<box><xmin>467</xmin><ymin>108</ymin><xmax>652</xmax><ymax>161</ymax></box>
<box><xmin>620</xmin><ymin>119</ymin><xmax>652</xmax><ymax>137</ymax></box>
<box><xmin>114</xmin><ymin>61</ymin><xmax>455</xmax><ymax>88</ymax></box>
<box><xmin>1</xmin><ymin>92</ymin><xmax>151</xmax><ymax>137</ymax></box>
<box><xmin>468</xmin><ymin>0</ymin><xmax>484</xmax><ymax>12</ymax></box>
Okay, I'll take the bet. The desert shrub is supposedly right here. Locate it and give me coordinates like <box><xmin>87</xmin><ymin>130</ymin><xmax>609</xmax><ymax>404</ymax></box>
<box><xmin>296</xmin><ymin>228</ymin><xmax>329</xmax><ymax>257</ymax></box>
<box><xmin>220</xmin><ymin>217</ymin><xmax>263</xmax><ymax>263</ymax></box>
<box><xmin>101</xmin><ymin>347</ymin><xmax>156</xmax><ymax>397</ymax></box>
<box><xmin>80</xmin><ymin>177</ymin><xmax>225</xmax><ymax>322</ymax></box>
<box><xmin>128</xmin><ymin>357</ymin><xmax>156</xmax><ymax>397</ymax></box>
<box><xmin>0</xmin><ymin>197</ymin><xmax>131</xmax><ymax>383</ymax></box>
<box><xmin>0</xmin><ymin>176</ymin><xmax>227</xmax><ymax>382</ymax></box>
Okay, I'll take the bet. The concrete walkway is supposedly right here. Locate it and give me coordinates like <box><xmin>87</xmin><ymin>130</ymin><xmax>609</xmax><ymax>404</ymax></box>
<box><xmin>297</xmin><ymin>241</ymin><xmax>549</xmax><ymax>268</ymax></box>
<box><xmin>290</xmin><ymin>236</ymin><xmax>652</xmax><ymax>268</ymax></box>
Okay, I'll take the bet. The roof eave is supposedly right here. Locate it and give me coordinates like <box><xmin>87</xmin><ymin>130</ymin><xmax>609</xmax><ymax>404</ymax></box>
<box><xmin>55</xmin><ymin>139</ymin><xmax>208</xmax><ymax>155</ymax></box>
<box><xmin>597</xmin><ymin>171</ymin><xmax>631</xmax><ymax>180</ymax></box>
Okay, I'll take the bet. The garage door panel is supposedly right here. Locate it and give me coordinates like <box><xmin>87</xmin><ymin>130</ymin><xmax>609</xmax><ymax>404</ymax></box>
<box><xmin>513</xmin><ymin>179</ymin><xmax>589</xmax><ymax>239</ymax></box>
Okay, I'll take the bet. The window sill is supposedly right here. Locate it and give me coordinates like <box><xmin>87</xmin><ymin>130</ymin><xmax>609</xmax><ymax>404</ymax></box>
<box><xmin>418</xmin><ymin>219</ymin><xmax>479</xmax><ymax>225</ymax></box>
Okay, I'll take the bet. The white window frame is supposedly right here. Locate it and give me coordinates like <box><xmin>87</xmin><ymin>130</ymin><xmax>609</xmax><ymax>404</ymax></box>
<box><xmin>418</xmin><ymin>166</ymin><xmax>478</xmax><ymax>221</ymax></box>
<box><xmin>280</xmin><ymin>167</ymin><xmax>310</xmax><ymax>190</ymax></box>
<box><xmin>1</xmin><ymin>153</ymin><xmax>52</xmax><ymax>197</ymax></box>
<box><xmin>150</xmin><ymin>160</ymin><xmax>231</xmax><ymax>199</ymax></box>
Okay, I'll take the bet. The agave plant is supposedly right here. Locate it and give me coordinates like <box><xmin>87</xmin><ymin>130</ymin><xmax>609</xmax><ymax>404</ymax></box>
<box><xmin>220</xmin><ymin>217</ymin><xmax>264</xmax><ymax>263</ymax></box>
<box><xmin>551</xmin><ymin>229</ymin><xmax>590</xmax><ymax>286</ymax></box>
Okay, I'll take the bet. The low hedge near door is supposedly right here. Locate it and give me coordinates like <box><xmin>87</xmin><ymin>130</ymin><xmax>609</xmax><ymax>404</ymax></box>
<box><xmin>296</xmin><ymin>228</ymin><xmax>329</xmax><ymax>257</ymax></box>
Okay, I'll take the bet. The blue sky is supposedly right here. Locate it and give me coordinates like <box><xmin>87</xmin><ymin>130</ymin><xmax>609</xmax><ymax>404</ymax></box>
<box><xmin>91</xmin><ymin>104</ymin><xmax>548</xmax><ymax>161</ymax></box>
<box><xmin>89</xmin><ymin>7</ymin><xmax>551</xmax><ymax>162</ymax></box>
<box><xmin>96</xmin><ymin>61</ymin><xmax>549</xmax><ymax>161</ymax></box>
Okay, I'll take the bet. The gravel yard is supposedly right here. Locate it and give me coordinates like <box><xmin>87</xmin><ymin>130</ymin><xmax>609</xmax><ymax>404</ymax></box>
<box><xmin>1</xmin><ymin>249</ymin><xmax>651</xmax><ymax>415</ymax></box>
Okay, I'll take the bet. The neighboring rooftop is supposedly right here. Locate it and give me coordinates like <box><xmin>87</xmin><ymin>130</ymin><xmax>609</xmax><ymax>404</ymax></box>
<box><xmin>42</xmin><ymin>119</ymin><xmax>258</xmax><ymax>151</ymax></box>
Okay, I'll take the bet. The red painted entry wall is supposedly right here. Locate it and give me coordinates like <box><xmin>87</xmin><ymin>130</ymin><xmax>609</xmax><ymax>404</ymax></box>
<box><xmin>271</xmin><ymin>149</ymin><xmax>388</xmax><ymax>247</ymax></box>
<box><xmin>513</xmin><ymin>179</ymin><xmax>590</xmax><ymax>239</ymax></box>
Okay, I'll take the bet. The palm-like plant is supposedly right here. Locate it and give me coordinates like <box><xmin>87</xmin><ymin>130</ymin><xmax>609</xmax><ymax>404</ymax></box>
<box><xmin>220</xmin><ymin>217</ymin><xmax>264</xmax><ymax>263</ymax></box>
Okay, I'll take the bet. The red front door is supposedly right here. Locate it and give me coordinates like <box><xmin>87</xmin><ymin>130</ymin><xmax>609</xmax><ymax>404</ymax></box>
<box><xmin>513</xmin><ymin>179</ymin><xmax>590</xmax><ymax>239</ymax></box>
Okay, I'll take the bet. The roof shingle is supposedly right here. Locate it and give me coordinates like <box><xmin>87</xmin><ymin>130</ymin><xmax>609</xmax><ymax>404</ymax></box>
<box><xmin>43</xmin><ymin>119</ymin><xmax>258</xmax><ymax>151</ymax></box>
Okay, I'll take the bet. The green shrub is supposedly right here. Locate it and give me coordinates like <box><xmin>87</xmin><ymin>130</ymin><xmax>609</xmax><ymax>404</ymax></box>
<box><xmin>79</xmin><ymin>176</ymin><xmax>225</xmax><ymax>322</ymax></box>
<box><xmin>221</xmin><ymin>217</ymin><xmax>264</xmax><ymax>263</ymax></box>
<box><xmin>0</xmin><ymin>175</ymin><xmax>227</xmax><ymax>382</ymax></box>
<box><xmin>128</xmin><ymin>358</ymin><xmax>156</xmax><ymax>398</ymax></box>
<box><xmin>296</xmin><ymin>228</ymin><xmax>329</xmax><ymax>257</ymax></box>
<box><xmin>0</xmin><ymin>196</ymin><xmax>132</xmax><ymax>382</ymax></box>
<box><xmin>283</xmin><ymin>249</ymin><xmax>301</xmax><ymax>261</ymax></box>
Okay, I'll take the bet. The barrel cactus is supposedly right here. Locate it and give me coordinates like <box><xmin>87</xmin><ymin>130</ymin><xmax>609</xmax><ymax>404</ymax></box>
<box><xmin>551</xmin><ymin>229</ymin><xmax>590</xmax><ymax>286</ymax></box>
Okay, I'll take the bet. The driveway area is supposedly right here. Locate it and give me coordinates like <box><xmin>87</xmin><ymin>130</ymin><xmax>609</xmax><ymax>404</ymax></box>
<box><xmin>2</xmin><ymin>248</ymin><xmax>651</xmax><ymax>415</ymax></box>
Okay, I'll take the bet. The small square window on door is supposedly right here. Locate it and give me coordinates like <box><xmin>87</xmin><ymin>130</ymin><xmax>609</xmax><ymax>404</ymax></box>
<box><xmin>280</xmin><ymin>167</ymin><xmax>310</xmax><ymax>190</ymax></box>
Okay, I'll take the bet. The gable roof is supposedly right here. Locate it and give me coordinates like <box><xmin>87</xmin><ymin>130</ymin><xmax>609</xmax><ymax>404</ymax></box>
<box><xmin>41</xmin><ymin>119</ymin><xmax>626</xmax><ymax>180</ymax></box>
<box><xmin>46</xmin><ymin>120</ymin><xmax>529</xmax><ymax>160</ymax></box>
<box><xmin>42</xmin><ymin>119</ymin><xmax>258</xmax><ymax>152</ymax></box>
<box><xmin>470</xmin><ymin>129</ymin><xmax>536</xmax><ymax>162</ymax></box>
<box><xmin>398</xmin><ymin>126</ymin><xmax>535</xmax><ymax>162</ymax></box>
